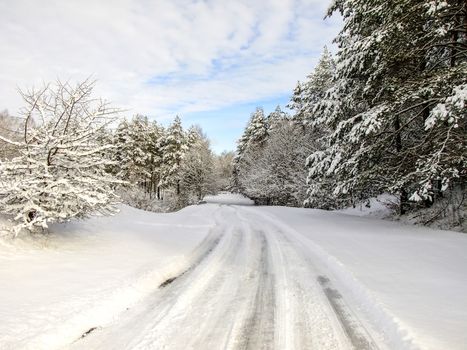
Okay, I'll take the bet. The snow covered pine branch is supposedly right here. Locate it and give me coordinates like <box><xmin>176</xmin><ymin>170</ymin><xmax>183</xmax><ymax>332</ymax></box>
<box><xmin>0</xmin><ymin>80</ymin><xmax>122</xmax><ymax>236</ymax></box>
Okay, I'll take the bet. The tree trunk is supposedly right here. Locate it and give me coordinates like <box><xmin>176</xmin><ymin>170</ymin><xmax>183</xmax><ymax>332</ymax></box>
<box><xmin>394</xmin><ymin>115</ymin><xmax>409</xmax><ymax>215</ymax></box>
<box><xmin>400</xmin><ymin>188</ymin><xmax>408</xmax><ymax>215</ymax></box>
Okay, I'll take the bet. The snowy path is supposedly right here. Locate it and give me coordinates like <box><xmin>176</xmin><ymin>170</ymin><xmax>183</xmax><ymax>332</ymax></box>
<box><xmin>2</xmin><ymin>196</ymin><xmax>465</xmax><ymax>349</ymax></box>
<box><xmin>72</xmin><ymin>204</ymin><xmax>381</xmax><ymax>350</ymax></box>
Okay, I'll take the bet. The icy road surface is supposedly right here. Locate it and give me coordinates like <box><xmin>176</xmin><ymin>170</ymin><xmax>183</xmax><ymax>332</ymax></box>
<box><xmin>72</xmin><ymin>203</ymin><xmax>381</xmax><ymax>350</ymax></box>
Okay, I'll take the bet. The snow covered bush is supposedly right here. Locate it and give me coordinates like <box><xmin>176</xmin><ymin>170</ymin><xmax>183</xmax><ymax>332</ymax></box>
<box><xmin>0</xmin><ymin>80</ymin><xmax>121</xmax><ymax>236</ymax></box>
<box><xmin>233</xmin><ymin>106</ymin><xmax>317</xmax><ymax>207</ymax></box>
<box><xmin>117</xmin><ymin>186</ymin><xmax>174</xmax><ymax>213</ymax></box>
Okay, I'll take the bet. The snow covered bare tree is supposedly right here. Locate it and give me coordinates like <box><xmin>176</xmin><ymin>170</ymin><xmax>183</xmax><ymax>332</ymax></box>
<box><xmin>0</xmin><ymin>80</ymin><xmax>121</xmax><ymax>235</ymax></box>
<box><xmin>214</xmin><ymin>151</ymin><xmax>235</xmax><ymax>191</ymax></box>
<box><xmin>0</xmin><ymin>110</ymin><xmax>23</xmax><ymax>160</ymax></box>
<box><xmin>242</xmin><ymin>119</ymin><xmax>315</xmax><ymax>206</ymax></box>
<box><xmin>180</xmin><ymin>126</ymin><xmax>216</xmax><ymax>202</ymax></box>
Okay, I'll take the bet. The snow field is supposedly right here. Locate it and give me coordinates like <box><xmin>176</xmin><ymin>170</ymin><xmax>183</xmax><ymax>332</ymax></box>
<box><xmin>255</xmin><ymin>206</ymin><xmax>467</xmax><ymax>350</ymax></box>
<box><xmin>204</xmin><ymin>192</ymin><xmax>255</xmax><ymax>206</ymax></box>
<box><xmin>0</xmin><ymin>204</ymin><xmax>217</xmax><ymax>349</ymax></box>
<box><xmin>1</xmin><ymin>194</ymin><xmax>466</xmax><ymax>350</ymax></box>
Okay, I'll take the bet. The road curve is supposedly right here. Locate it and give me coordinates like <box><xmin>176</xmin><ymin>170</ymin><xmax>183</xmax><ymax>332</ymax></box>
<box><xmin>71</xmin><ymin>204</ymin><xmax>381</xmax><ymax>350</ymax></box>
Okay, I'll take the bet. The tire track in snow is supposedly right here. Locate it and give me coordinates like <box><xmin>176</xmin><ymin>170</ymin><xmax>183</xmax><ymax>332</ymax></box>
<box><xmin>72</xmin><ymin>206</ymin><xmax>260</xmax><ymax>349</ymax></box>
<box><xmin>72</xmin><ymin>204</ymin><xmax>382</xmax><ymax>350</ymax></box>
<box><xmin>68</xmin><ymin>207</ymin><xmax>230</xmax><ymax>349</ymax></box>
<box><xmin>235</xmin><ymin>207</ymin><xmax>346</xmax><ymax>350</ymax></box>
<box><xmin>122</xmin><ymin>208</ymin><xmax>244</xmax><ymax>349</ymax></box>
<box><xmin>317</xmin><ymin>275</ymin><xmax>379</xmax><ymax>350</ymax></box>
<box><xmin>236</xmin><ymin>232</ymin><xmax>275</xmax><ymax>350</ymax></box>
<box><xmin>238</xmin><ymin>206</ymin><xmax>384</xmax><ymax>350</ymax></box>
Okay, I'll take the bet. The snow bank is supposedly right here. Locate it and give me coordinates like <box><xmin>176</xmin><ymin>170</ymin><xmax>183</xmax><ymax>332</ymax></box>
<box><xmin>337</xmin><ymin>193</ymin><xmax>397</xmax><ymax>218</ymax></box>
<box><xmin>204</xmin><ymin>192</ymin><xmax>254</xmax><ymax>206</ymax></box>
<box><xmin>0</xmin><ymin>204</ymin><xmax>217</xmax><ymax>349</ymax></box>
<box><xmin>256</xmin><ymin>206</ymin><xmax>467</xmax><ymax>350</ymax></box>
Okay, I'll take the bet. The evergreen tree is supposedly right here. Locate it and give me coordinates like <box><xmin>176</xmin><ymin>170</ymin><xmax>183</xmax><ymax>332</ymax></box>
<box><xmin>111</xmin><ymin>118</ymin><xmax>134</xmax><ymax>181</ymax></box>
<box><xmin>112</xmin><ymin>116</ymin><xmax>166</xmax><ymax>198</ymax></box>
<box><xmin>246</xmin><ymin>107</ymin><xmax>268</xmax><ymax>145</ymax></box>
<box><xmin>147</xmin><ymin>121</ymin><xmax>165</xmax><ymax>199</ymax></box>
<box><xmin>232</xmin><ymin>107</ymin><xmax>269</xmax><ymax>194</ymax></box>
<box><xmin>160</xmin><ymin>116</ymin><xmax>188</xmax><ymax>195</ymax></box>
<box><xmin>301</xmin><ymin>47</ymin><xmax>335</xmax><ymax>126</ymax></box>
<box><xmin>287</xmin><ymin>81</ymin><xmax>306</xmax><ymax>126</ymax></box>
<box><xmin>267</xmin><ymin>105</ymin><xmax>288</xmax><ymax>131</ymax></box>
<box><xmin>306</xmin><ymin>0</ymin><xmax>467</xmax><ymax>214</ymax></box>
<box><xmin>288</xmin><ymin>48</ymin><xmax>335</xmax><ymax>131</ymax></box>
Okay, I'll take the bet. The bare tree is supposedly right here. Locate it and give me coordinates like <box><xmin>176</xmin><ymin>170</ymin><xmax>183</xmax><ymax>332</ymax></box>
<box><xmin>0</xmin><ymin>110</ymin><xmax>24</xmax><ymax>160</ymax></box>
<box><xmin>0</xmin><ymin>80</ymin><xmax>122</xmax><ymax>236</ymax></box>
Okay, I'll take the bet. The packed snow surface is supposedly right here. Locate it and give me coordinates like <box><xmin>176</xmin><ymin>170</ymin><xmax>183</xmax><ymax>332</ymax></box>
<box><xmin>337</xmin><ymin>193</ymin><xmax>397</xmax><ymax>218</ymax></box>
<box><xmin>1</xmin><ymin>194</ymin><xmax>466</xmax><ymax>350</ymax></box>
<box><xmin>0</xmin><ymin>205</ymin><xmax>216</xmax><ymax>349</ymax></box>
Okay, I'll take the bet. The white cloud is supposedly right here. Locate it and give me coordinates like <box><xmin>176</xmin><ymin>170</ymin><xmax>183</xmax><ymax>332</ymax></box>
<box><xmin>0</xmin><ymin>0</ymin><xmax>341</xmax><ymax>120</ymax></box>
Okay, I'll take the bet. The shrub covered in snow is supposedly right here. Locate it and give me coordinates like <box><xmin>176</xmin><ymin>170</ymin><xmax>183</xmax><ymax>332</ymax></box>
<box><xmin>0</xmin><ymin>80</ymin><xmax>121</xmax><ymax>236</ymax></box>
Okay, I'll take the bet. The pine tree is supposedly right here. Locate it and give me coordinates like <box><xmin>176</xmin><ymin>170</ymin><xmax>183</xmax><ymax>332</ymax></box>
<box><xmin>306</xmin><ymin>0</ymin><xmax>466</xmax><ymax>214</ymax></box>
<box><xmin>281</xmin><ymin>47</ymin><xmax>339</xmax><ymax>208</ymax></box>
<box><xmin>246</xmin><ymin>107</ymin><xmax>268</xmax><ymax>145</ymax></box>
<box><xmin>287</xmin><ymin>81</ymin><xmax>306</xmax><ymax>126</ymax></box>
<box><xmin>287</xmin><ymin>49</ymin><xmax>335</xmax><ymax>130</ymax></box>
<box><xmin>147</xmin><ymin>121</ymin><xmax>165</xmax><ymax>199</ymax></box>
<box><xmin>160</xmin><ymin>116</ymin><xmax>188</xmax><ymax>195</ymax></box>
<box><xmin>111</xmin><ymin>118</ymin><xmax>134</xmax><ymax>181</ymax></box>
<box><xmin>232</xmin><ymin>107</ymin><xmax>269</xmax><ymax>194</ymax></box>
<box><xmin>301</xmin><ymin>47</ymin><xmax>335</xmax><ymax>125</ymax></box>
<box><xmin>112</xmin><ymin>116</ymin><xmax>166</xmax><ymax>199</ymax></box>
<box><xmin>267</xmin><ymin>105</ymin><xmax>288</xmax><ymax>131</ymax></box>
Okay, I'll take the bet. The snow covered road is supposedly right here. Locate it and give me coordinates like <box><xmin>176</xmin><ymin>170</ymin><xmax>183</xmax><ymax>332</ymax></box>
<box><xmin>2</xmin><ymin>194</ymin><xmax>466</xmax><ymax>350</ymax></box>
<box><xmin>72</xmin><ymin>204</ymin><xmax>380</xmax><ymax>350</ymax></box>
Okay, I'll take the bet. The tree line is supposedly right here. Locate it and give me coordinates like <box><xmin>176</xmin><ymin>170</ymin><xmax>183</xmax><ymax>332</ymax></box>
<box><xmin>0</xmin><ymin>80</ymin><xmax>232</xmax><ymax>236</ymax></box>
<box><xmin>233</xmin><ymin>0</ymin><xmax>466</xmax><ymax>226</ymax></box>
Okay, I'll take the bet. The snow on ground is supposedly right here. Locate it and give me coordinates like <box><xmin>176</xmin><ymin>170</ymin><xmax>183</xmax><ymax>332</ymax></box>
<box><xmin>0</xmin><ymin>204</ymin><xmax>217</xmax><ymax>349</ymax></box>
<box><xmin>337</xmin><ymin>193</ymin><xmax>466</xmax><ymax>233</ymax></box>
<box><xmin>1</xmin><ymin>193</ymin><xmax>466</xmax><ymax>350</ymax></box>
<box><xmin>204</xmin><ymin>192</ymin><xmax>254</xmax><ymax>206</ymax></box>
<box><xmin>337</xmin><ymin>193</ymin><xmax>397</xmax><ymax>218</ymax></box>
<box><xmin>255</xmin><ymin>206</ymin><xmax>467</xmax><ymax>350</ymax></box>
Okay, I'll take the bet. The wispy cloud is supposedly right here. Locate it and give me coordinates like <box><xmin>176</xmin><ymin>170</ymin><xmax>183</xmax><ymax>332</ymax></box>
<box><xmin>0</xmin><ymin>0</ymin><xmax>341</xmax><ymax>149</ymax></box>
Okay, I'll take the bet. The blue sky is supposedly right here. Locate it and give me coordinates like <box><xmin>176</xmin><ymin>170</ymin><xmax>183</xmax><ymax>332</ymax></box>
<box><xmin>183</xmin><ymin>95</ymin><xmax>292</xmax><ymax>153</ymax></box>
<box><xmin>0</xmin><ymin>0</ymin><xmax>341</xmax><ymax>153</ymax></box>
